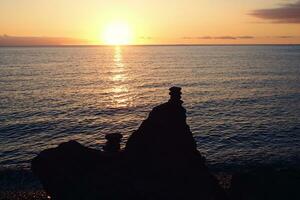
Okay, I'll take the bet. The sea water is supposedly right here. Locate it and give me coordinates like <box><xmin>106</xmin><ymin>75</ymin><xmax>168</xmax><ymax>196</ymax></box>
<box><xmin>1</xmin><ymin>45</ymin><xmax>300</xmax><ymax>170</ymax></box>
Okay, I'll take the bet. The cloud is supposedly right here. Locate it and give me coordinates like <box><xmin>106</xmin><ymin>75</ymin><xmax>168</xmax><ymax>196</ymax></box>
<box><xmin>214</xmin><ymin>36</ymin><xmax>237</xmax><ymax>40</ymax></box>
<box><xmin>250</xmin><ymin>0</ymin><xmax>300</xmax><ymax>23</ymax></box>
<box><xmin>183</xmin><ymin>36</ymin><xmax>255</xmax><ymax>40</ymax></box>
<box><xmin>196</xmin><ymin>36</ymin><xmax>212</xmax><ymax>39</ymax></box>
<box><xmin>275</xmin><ymin>36</ymin><xmax>295</xmax><ymax>38</ymax></box>
<box><xmin>0</xmin><ymin>35</ymin><xmax>88</xmax><ymax>46</ymax></box>
<box><xmin>236</xmin><ymin>36</ymin><xmax>255</xmax><ymax>39</ymax></box>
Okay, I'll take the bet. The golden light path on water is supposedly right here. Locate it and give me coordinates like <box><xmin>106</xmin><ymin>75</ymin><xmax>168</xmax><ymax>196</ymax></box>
<box><xmin>110</xmin><ymin>46</ymin><xmax>130</xmax><ymax>108</ymax></box>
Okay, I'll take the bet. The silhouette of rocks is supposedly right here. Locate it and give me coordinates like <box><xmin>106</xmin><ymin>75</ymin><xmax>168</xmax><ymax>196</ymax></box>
<box><xmin>126</xmin><ymin>86</ymin><xmax>199</xmax><ymax>163</ymax></box>
<box><xmin>125</xmin><ymin>87</ymin><xmax>225</xmax><ymax>199</ymax></box>
<box><xmin>103</xmin><ymin>133</ymin><xmax>123</xmax><ymax>153</ymax></box>
<box><xmin>229</xmin><ymin>167</ymin><xmax>300</xmax><ymax>200</ymax></box>
<box><xmin>31</xmin><ymin>87</ymin><xmax>227</xmax><ymax>200</ymax></box>
<box><xmin>32</xmin><ymin>140</ymin><xmax>128</xmax><ymax>199</ymax></box>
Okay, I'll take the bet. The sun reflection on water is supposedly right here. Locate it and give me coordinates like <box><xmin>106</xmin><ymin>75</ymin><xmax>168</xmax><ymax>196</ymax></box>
<box><xmin>114</xmin><ymin>46</ymin><xmax>123</xmax><ymax>65</ymax></box>
<box><xmin>110</xmin><ymin>46</ymin><xmax>131</xmax><ymax>107</ymax></box>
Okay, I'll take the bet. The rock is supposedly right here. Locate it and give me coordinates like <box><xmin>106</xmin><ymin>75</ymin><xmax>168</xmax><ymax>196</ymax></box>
<box><xmin>32</xmin><ymin>140</ymin><xmax>128</xmax><ymax>199</ymax></box>
<box><xmin>103</xmin><ymin>133</ymin><xmax>123</xmax><ymax>153</ymax></box>
<box><xmin>32</xmin><ymin>87</ymin><xmax>227</xmax><ymax>200</ymax></box>
<box><xmin>126</xmin><ymin>86</ymin><xmax>200</xmax><ymax>164</ymax></box>
<box><xmin>125</xmin><ymin>87</ymin><xmax>225</xmax><ymax>199</ymax></box>
<box><xmin>229</xmin><ymin>167</ymin><xmax>300</xmax><ymax>200</ymax></box>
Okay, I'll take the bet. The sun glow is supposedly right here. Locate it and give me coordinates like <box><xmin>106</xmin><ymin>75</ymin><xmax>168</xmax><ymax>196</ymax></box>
<box><xmin>102</xmin><ymin>22</ymin><xmax>133</xmax><ymax>45</ymax></box>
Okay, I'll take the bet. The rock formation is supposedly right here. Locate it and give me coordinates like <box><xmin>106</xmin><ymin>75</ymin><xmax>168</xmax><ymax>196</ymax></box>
<box><xmin>103</xmin><ymin>132</ymin><xmax>123</xmax><ymax>153</ymax></box>
<box><xmin>31</xmin><ymin>87</ymin><xmax>227</xmax><ymax>200</ymax></box>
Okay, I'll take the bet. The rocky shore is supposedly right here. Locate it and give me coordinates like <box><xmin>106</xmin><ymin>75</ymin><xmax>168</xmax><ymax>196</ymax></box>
<box><xmin>1</xmin><ymin>168</ymin><xmax>299</xmax><ymax>200</ymax></box>
<box><xmin>0</xmin><ymin>168</ymin><xmax>232</xmax><ymax>200</ymax></box>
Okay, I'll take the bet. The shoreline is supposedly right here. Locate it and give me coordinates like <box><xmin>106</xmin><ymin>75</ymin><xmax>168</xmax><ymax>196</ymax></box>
<box><xmin>1</xmin><ymin>167</ymin><xmax>299</xmax><ymax>200</ymax></box>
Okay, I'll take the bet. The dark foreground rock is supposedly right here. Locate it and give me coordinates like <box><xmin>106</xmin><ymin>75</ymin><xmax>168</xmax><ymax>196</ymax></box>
<box><xmin>0</xmin><ymin>191</ymin><xmax>48</xmax><ymax>200</ymax></box>
<box><xmin>230</xmin><ymin>167</ymin><xmax>300</xmax><ymax>200</ymax></box>
<box><xmin>31</xmin><ymin>87</ymin><xmax>227</xmax><ymax>200</ymax></box>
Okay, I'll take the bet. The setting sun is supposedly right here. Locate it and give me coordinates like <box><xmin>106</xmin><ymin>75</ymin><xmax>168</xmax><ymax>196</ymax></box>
<box><xmin>102</xmin><ymin>22</ymin><xmax>133</xmax><ymax>45</ymax></box>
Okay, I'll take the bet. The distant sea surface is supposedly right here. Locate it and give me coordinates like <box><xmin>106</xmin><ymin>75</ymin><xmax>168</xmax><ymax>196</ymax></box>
<box><xmin>1</xmin><ymin>45</ymin><xmax>300</xmax><ymax>170</ymax></box>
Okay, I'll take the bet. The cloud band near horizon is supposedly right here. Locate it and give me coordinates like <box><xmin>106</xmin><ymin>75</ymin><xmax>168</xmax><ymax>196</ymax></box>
<box><xmin>1</xmin><ymin>34</ymin><xmax>300</xmax><ymax>46</ymax></box>
<box><xmin>183</xmin><ymin>36</ymin><xmax>255</xmax><ymax>40</ymax></box>
<box><xmin>0</xmin><ymin>35</ymin><xmax>88</xmax><ymax>46</ymax></box>
<box><xmin>182</xmin><ymin>36</ymin><xmax>300</xmax><ymax>40</ymax></box>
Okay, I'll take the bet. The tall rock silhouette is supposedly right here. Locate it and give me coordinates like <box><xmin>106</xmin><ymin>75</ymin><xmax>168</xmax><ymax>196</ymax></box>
<box><xmin>126</xmin><ymin>87</ymin><xmax>202</xmax><ymax>168</ymax></box>
<box><xmin>125</xmin><ymin>87</ymin><xmax>224</xmax><ymax>199</ymax></box>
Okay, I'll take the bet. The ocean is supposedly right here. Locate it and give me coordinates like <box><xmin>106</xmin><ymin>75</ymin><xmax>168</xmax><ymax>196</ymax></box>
<box><xmin>1</xmin><ymin>45</ymin><xmax>300</xmax><ymax>170</ymax></box>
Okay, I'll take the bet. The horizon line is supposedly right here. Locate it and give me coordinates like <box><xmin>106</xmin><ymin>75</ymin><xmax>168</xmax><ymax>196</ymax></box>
<box><xmin>1</xmin><ymin>44</ymin><xmax>300</xmax><ymax>47</ymax></box>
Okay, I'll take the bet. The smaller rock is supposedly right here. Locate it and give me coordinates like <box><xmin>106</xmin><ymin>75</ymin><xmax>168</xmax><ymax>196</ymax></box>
<box><xmin>169</xmin><ymin>86</ymin><xmax>183</xmax><ymax>104</ymax></box>
<box><xmin>103</xmin><ymin>133</ymin><xmax>123</xmax><ymax>153</ymax></box>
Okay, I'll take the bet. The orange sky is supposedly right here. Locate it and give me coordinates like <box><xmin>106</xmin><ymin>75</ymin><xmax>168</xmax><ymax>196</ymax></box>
<box><xmin>1</xmin><ymin>0</ymin><xmax>300</xmax><ymax>45</ymax></box>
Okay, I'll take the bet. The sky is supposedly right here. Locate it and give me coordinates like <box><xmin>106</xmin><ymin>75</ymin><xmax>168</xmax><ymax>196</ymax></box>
<box><xmin>0</xmin><ymin>0</ymin><xmax>300</xmax><ymax>45</ymax></box>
